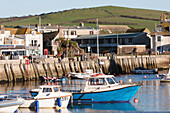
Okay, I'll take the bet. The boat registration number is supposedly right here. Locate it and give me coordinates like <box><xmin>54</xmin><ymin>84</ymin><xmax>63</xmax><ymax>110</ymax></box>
<box><xmin>61</xmin><ymin>97</ymin><xmax>69</xmax><ymax>101</ymax></box>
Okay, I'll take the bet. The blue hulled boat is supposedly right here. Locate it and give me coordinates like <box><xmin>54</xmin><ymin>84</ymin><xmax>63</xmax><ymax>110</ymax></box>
<box><xmin>68</xmin><ymin>74</ymin><xmax>140</xmax><ymax>103</ymax></box>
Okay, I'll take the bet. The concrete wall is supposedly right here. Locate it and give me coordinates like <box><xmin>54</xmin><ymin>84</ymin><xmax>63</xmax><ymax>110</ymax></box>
<box><xmin>0</xmin><ymin>55</ymin><xmax>169</xmax><ymax>83</ymax></box>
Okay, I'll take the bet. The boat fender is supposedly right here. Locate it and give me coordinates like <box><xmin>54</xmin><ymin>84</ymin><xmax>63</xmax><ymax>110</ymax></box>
<box><xmin>119</xmin><ymin>80</ymin><xmax>123</xmax><ymax>84</ymax></box>
<box><xmin>36</xmin><ymin>100</ymin><xmax>39</xmax><ymax>112</ymax></box>
<box><xmin>14</xmin><ymin>110</ymin><xmax>17</xmax><ymax>113</ymax></box>
<box><xmin>65</xmin><ymin>73</ymin><xmax>70</xmax><ymax>77</ymax></box>
<box><xmin>58</xmin><ymin>98</ymin><xmax>62</xmax><ymax>107</ymax></box>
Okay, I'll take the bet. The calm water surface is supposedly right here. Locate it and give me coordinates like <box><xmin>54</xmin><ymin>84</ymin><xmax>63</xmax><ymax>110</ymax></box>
<box><xmin>1</xmin><ymin>74</ymin><xmax>170</xmax><ymax>113</ymax></box>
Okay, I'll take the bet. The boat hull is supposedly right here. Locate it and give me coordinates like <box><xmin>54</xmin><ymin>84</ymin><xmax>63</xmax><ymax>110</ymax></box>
<box><xmin>0</xmin><ymin>98</ymin><xmax>24</xmax><ymax>113</ymax></box>
<box><xmin>20</xmin><ymin>96</ymin><xmax>70</xmax><ymax>108</ymax></box>
<box><xmin>0</xmin><ymin>105</ymin><xmax>19</xmax><ymax>113</ymax></box>
<box><xmin>73</xmin><ymin>85</ymin><xmax>140</xmax><ymax>103</ymax></box>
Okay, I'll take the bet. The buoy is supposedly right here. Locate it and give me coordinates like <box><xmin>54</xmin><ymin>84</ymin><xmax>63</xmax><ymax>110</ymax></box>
<box><xmin>36</xmin><ymin>100</ymin><xmax>39</xmax><ymax>112</ymax></box>
<box><xmin>144</xmin><ymin>76</ymin><xmax>146</xmax><ymax>78</ymax></box>
<box><xmin>119</xmin><ymin>80</ymin><xmax>123</xmax><ymax>84</ymax></box>
<box><xmin>47</xmin><ymin>82</ymin><xmax>50</xmax><ymax>85</ymax></box>
<box><xmin>58</xmin><ymin>98</ymin><xmax>62</xmax><ymax>107</ymax></box>
<box><xmin>134</xmin><ymin>98</ymin><xmax>138</xmax><ymax>103</ymax></box>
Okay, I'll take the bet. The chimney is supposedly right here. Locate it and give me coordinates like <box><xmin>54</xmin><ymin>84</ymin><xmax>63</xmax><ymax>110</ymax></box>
<box><xmin>0</xmin><ymin>25</ymin><xmax>5</xmax><ymax>31</ymax></box>
<box><xmin>79</xmin><ymin>22</ymin><xmax>84</xmax><ymax>27</ymax></box>
<box><xmin>48</xmin><ymin>23</ymin><xmax>51</xmax><ymax>26</ymax></box>
<box><xmin>58</xmin><ymin>26</ymin><xmax>63</xmax><ymax>38</ymax></box>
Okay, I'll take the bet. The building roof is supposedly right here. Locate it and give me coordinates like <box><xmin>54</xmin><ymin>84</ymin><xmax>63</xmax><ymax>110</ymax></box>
<box><xmin>74</xmin><ymin>33</ymin><xmax>146</xmax><ymax>40</ymax></box>
<box><xmin>15</xmin><ymin>25</ymin><xmax>94</xmax><ymax>30</ymax></box>
<box><xmin>5</xmin><ymin>28</ymin><xmax>40</xmax><ymax>35</ymax></box>
<box><xmin>43</xmin><ymin>31</ymin><xmax>59</xmax><ymax>41</ymax></box>
<box><xmin>99</xmin><ymin>25</ymin><xmax>130</xmax><ymax>34</ymax></box>
<box><xmin>126</xmin><ymin>28</ymin><xmax>151</xmax><ymax>34</ymax></box>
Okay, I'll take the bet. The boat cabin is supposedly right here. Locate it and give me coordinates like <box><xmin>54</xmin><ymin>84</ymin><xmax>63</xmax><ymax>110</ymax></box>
<box><xmin>30</xmin><ymin>85</ymin><xmax>61</xmax><ymax>97</ymax></box>
<box><xmin>87</xmin><ymin>75</ymin><xmax>119</xmax><ymax>86</ymax></box>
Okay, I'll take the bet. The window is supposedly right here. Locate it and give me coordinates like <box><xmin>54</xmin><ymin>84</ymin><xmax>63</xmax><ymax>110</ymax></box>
<box><xmin>31</xmin><ymin>40</ymin><xmax>33</xmax><ymax>46</ymax></box>
<box><xmin>71</xmin><ymin>31</ymin><xmax>76</xmax><ymax>35</ymax></box>
<box><xmin>88</xmin><ymin>78</ymin><xmax>106</xmax><ymax>85</ymax></box>
<box><xmin>128</xmin><ymin>38</ymin><xmax>132</xmax><ymax>43</ymax></box>
<box><xmin>43</xmin><ymin>88</ymin><xmax>52</xmax><ymax>92</ymax></box>
<box><xmin>157</xmin><ymin>36</ymin><xmax>161</xmax><ymax>41</ymax></box>
<box><xmin>113</xmin><ymin>39</ymin><xmax>116</xmax><ymax>44</ymax></box>
<box><xmin>105</xmin><ymin>39</ymin><xmax>112</xmax><ymax>44</ymax></box>
<box><xmin>53</xmin><ymin>87</ymin><xmax>59</xmax><ymax>92</ymax></box>
<box><xmin>63</xmin><ymin>31</ymin><xmax>68</xmax><ymax>35</ymax></box>
<box><xmin>112</xmin><ymin>77</ymin><xmax>118</xmax><ymax>83</ymax></box>
<box><xmin>106</xmin><ymin>78</ymin><xmax>115</xmax><ymax>84</ymax></box>
<box><xmin>34</xmin><ymin>40</ymin><xmax>37</xmax><ymax>46</ymax></box>
<box><xmin>31</xmin><ymin>40</ymin><xmax>38</xmax><ymax>46</ymax></box>
<box><xmin>22</xmin><ymin>41</ymin><xmax>24</xmax><ymax>44</ymax></box>
<box><xmin>99</xmin><ymin>39</ymin><xmax>104</xmax><ymax>44</ymax></box>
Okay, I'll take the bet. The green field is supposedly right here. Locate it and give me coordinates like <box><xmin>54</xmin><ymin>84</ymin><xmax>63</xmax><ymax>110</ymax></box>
<box><xmin>1</xmin><ymin>6</ymin><xmax>170</xmax><ymax>31</ymax></box>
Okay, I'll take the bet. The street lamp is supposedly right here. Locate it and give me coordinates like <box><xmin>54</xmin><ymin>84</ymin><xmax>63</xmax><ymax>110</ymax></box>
<box><xmin>96</xmin><ymin>18</ymin><xmax>99</xmax><ymax>57</ymax></box>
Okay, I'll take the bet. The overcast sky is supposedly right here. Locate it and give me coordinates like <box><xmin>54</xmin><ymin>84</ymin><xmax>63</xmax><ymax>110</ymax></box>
<box><xmin>1</xmin><ymin>0</ymin><xmax>170</xmax><ymax>18</ymax></box>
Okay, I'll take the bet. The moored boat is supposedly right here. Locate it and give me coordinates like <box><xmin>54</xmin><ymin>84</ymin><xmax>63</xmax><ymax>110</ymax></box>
<box><xmin>160</xmin><ymin>64</ymin><xmax>170</xmax><ymax>82</ymax></box>
<box><xmin>69</xmin><ymin>69</ymin><xmax>94</xmax><ymax>79</ymax></box>
<box><xmin>131</xmin><ymin>67</ymin><xmax>158</xmax><ymax>74</ymax></box>
<box><xmin>0</xmin><ymin>96</ymin><xmax>24</xmax><ymax>113</ymax></box>
<box><xmin>20</xmin><ymin>85</ymin><xmax>72</xmax><ymax>109</ymax></box>
<box><xmin>63</xmin><ymin>74</ymin><xmax>140</xmax><ymax>103</ymax></box>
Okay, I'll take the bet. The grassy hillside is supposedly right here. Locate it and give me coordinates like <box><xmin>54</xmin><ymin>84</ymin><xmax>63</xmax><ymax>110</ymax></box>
<box><xmin>1</xmin><ymin>6</ymin><xmax>170</xmax><ymax>31</ymax></box>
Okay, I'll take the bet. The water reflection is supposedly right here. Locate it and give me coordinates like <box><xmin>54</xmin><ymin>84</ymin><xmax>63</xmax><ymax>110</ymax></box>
<box><xmin>69</xmin><ymin>103</ymin><xmax>136</xmax><ymax>111</ymax></box>
<box><xmin>18</xmin><ymin>108</ymin><xmax>71</xmax><ymax>113</ymax></box>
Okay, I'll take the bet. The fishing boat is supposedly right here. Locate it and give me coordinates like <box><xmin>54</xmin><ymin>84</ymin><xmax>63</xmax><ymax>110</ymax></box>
<box><xmin>130</xmin><ymin>67</ymin><xmax>158</xmax><ymax>74</ymax></box>
<box><xmin>20</xmin><ymin>85</ymin><xmax>72</xmax><ymax>109</ymax></box>
<box><xmin>63</xmin><ymin>74</ymin><xmax>140</xmax><ymax>103</ymax></box>
<box><xmin>160</xmin><ymin>64</ymin><xmax>170</xmax><ymax>82</ymax></box>
<box><xmin>0</xmin><ymin>95</ymin><xmax>24</xmax><ymax>113</ymax></box>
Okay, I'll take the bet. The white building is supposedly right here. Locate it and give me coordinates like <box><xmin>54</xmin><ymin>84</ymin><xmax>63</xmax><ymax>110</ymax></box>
<box><xmin>0</xmin><ymin>27</ymin><xmax>43</xmax><ymax>56</ymax></box>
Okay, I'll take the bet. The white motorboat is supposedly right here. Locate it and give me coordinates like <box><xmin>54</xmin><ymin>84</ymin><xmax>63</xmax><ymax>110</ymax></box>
<box><xmin>20</xmin><ymin>85</ymin><xmax>72</xmax><ymax>109</ymax></box>
<box><xmin>0</xmin><ymin>95</ymin><xmax>24</xmax><ymax>113</ymax></box>
<box><xmin>69</xmin><ymin>69</ymin><xmax>95</xmax><ymax>79</ymax></box>
<box><xmin>160</xmin><ymin>64</ymin><xmax>170</xmax><ymax>82</ymax></box>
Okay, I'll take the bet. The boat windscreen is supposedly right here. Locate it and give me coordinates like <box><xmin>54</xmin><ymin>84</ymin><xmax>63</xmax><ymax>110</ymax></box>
<box><xmin>107</xmin><ymin>78</ymin><xmax>116</xmax><ymax>84</ymax></box>
<box><xmin>112</xmin><ymin>77</ymin><xmax>119</xmax><ymax>83</ymax></box>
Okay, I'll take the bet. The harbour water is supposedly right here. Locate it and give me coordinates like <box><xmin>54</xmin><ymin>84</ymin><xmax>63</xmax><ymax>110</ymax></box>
<box><xmin>0</xmin><ymin>74</ymin><xmax>170</xmax><ymax>113</ymax></box>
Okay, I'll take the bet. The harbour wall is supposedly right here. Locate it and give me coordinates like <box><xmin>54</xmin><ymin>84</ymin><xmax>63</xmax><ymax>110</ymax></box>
<box><xmin>0</xmin><ymin>55</ymin><xmax>169</xmax><ymax>83</ymax></box>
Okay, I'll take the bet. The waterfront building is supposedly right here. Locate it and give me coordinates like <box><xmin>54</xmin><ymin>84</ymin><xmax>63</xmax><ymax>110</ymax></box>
<box><xmin>149</xmin><ymin>14</ymin><xmax>170</xmax><ymax>53</ymax></box>
<box><xmin>72</xmin><ymin>32</ymin><xmax>150</xmax><ymax>54</ymax></box>
<box><xmin>0</xmin><ymin>25</ymin><xmax>43</xmax><ymax>56</ymax></box>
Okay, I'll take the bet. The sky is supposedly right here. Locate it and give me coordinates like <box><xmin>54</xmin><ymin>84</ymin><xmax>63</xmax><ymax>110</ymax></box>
<box><xmin>1</xmin><ymin>0</ymin><xmax>170</xmax><ymax>18</ymax></box>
